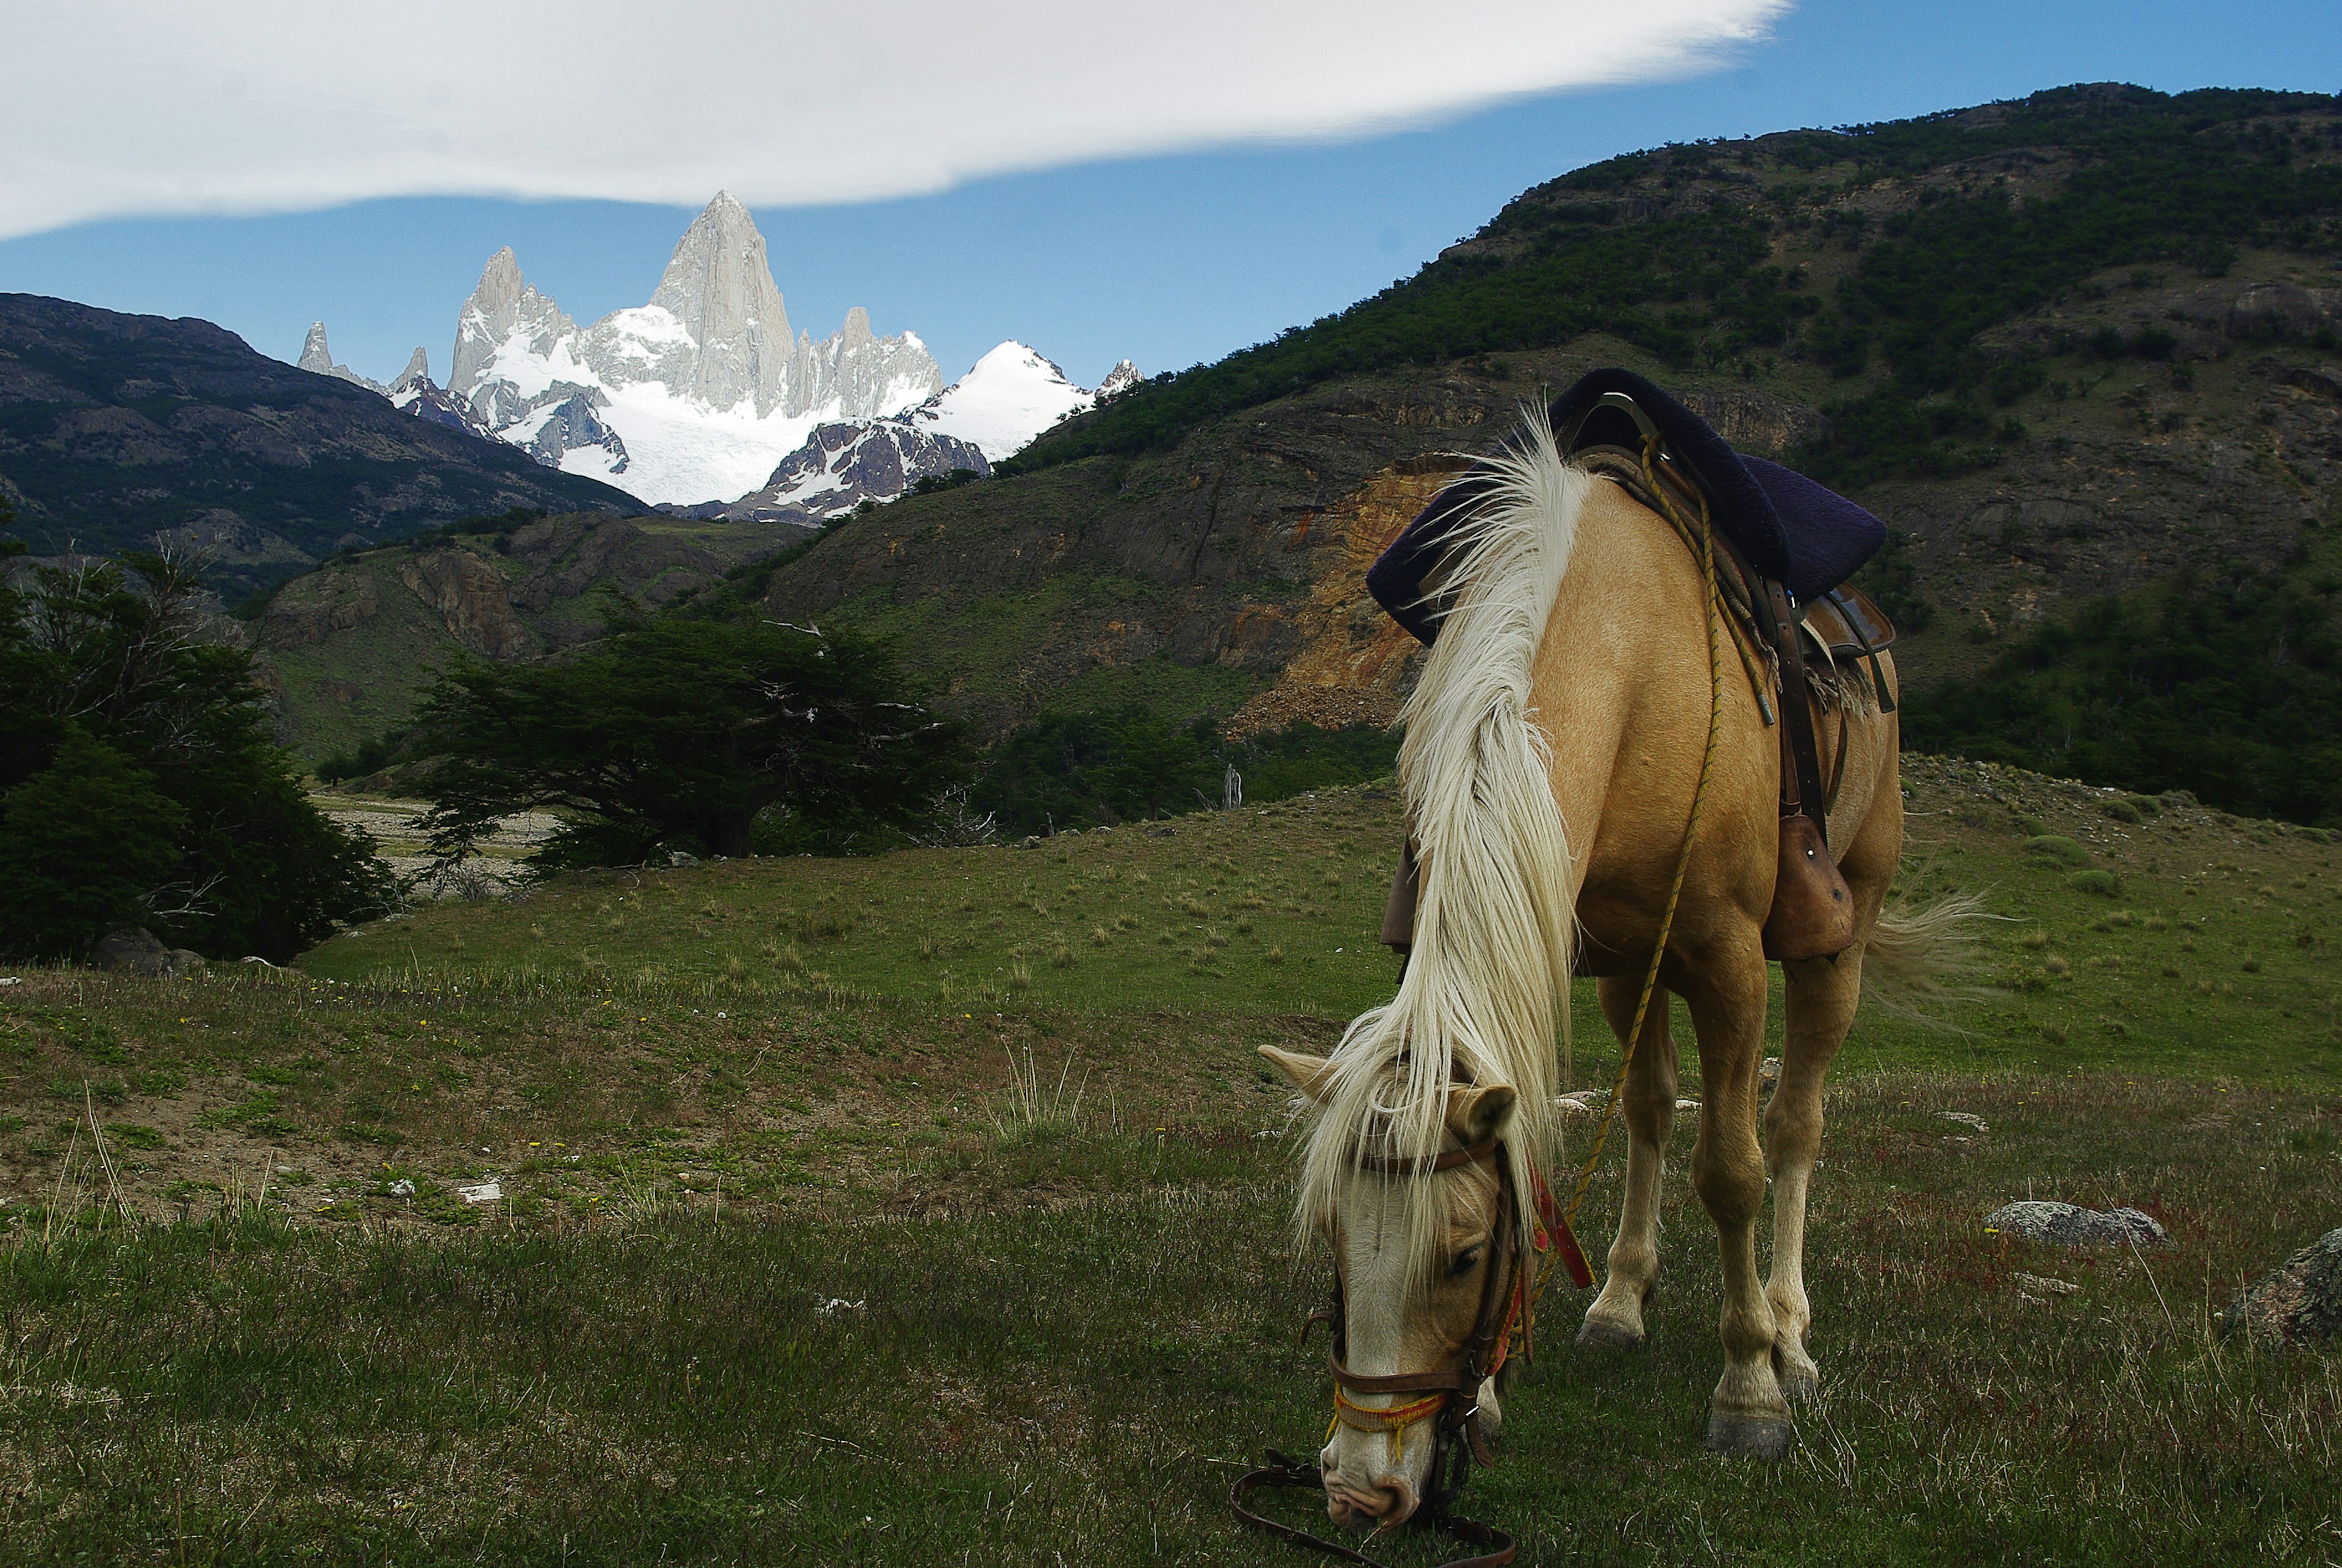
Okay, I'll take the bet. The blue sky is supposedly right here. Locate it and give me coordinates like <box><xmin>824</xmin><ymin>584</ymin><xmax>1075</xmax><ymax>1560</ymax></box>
<box><xmin>1</xmin><ymin>0</ymin><xmax>2335</xmax><ymax>390</ymax></box>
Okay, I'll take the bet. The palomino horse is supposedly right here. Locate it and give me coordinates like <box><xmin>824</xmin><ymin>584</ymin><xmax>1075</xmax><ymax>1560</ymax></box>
<box><xmin>1263</xmin><ymin>407</ymin><xmax>1964</xmax><ymax>1529</ymax></box>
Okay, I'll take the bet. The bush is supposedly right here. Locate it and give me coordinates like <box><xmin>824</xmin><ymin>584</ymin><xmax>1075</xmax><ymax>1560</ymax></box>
<box><xmin>414</xmin><ymin>617</ymin><xmax>970</xmax><ymax>867</ymax></box>
<box><xmin>0</xmin><ymin>729</ymin><xmax>184</xmax><ymax>958</ymax></box>
<box><xmin>2068</xmin><ymin>870</ymin><xmax>2125</xmax><ymax>898</ymax></box>
<box><xmin>2024</xmin><ymin>836</ymin><xmax>2093</xmax><ymax>866</ymax></box>
<box><xmin>0</xmin><ymin>546</ymin><xmax>394</xmax><ymax>962</ymax></box>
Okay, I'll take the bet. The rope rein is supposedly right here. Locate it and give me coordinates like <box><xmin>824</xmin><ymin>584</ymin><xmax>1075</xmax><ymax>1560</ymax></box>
<box><xmin>1553</xmin><ymin>437</ymin><xmax>1730</xmax><ymax>1252</ymax></box>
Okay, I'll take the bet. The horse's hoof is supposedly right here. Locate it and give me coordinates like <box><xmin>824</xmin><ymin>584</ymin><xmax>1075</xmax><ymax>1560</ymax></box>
<box><xmin>1576</xmin><ymin>1317</ymin><xmax>1645</xmax><ymax>1350</ymax></box>
<box><xmin>1706</xmin><ymin>1411</ymin><xmax>1796</xmax><ymax>1458</ymax></box>
<box><xmin>1771</xmin><ymin>1345</ymin><xmax>1820</xmax><ymax>1404</ymax></box>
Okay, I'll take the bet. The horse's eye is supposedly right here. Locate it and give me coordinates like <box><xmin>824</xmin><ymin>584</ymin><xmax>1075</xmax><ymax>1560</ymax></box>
<box><xmin>1447</xmin><ymin>1247</ymin><xmax>1483</xmax><ymax>1280</ymax></box>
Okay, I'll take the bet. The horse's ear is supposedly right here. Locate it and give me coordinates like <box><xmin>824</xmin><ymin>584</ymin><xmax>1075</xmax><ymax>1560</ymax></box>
<box><xmin>1258</xmin><ymin>1046</ymin><xmax>1335</xmax><ymax>1102</ymax></box>
<box><xmin>1444</xmin><ymin>1083</ymin><xmax>1518</xmax><ymax>1145</ymax></box>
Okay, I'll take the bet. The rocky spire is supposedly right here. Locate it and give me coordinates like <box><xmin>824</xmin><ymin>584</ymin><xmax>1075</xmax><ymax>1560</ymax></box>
<box><xmin>645</xmin><ymin>192</ymin><xmax>793</xmax><ymax>416</ymax></box>
<box><xmin>390</xmin><ymin>346</ymin><xmax>431</xmax><ymax>396</ymax></box>
<box><xmin>449</xmin><ymin>247</ymin><xmax>574</xmax><ymax>402</ymax></box>
<box><xmin>296</xmin><ymin>321</ymin><xmax>384</xmax><ymax>392</ymax></box>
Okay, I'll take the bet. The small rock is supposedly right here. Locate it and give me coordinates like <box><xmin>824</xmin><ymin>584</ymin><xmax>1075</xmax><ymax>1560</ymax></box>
<box><xmin>388</xmin><ymin>1179</ymin><xmax>417</xmax><ymax>1199</ymax></box>
<box><xmin>814</xmin><ymin>1297</ymin><xmax>865</xmax><ymax>1316</ymax></box>
<box><xmin>1985</xmin><ymin>1200</ymin><xmax>2168</xmax><ymax>1247</ymax></box>
<box><xmin>1675</xmin><ymin>1098</ymin><xmax>1700</xmax><ymax>1112</ymax></box>
<box><xmin>1759</xmin><ymin>1057</ymin><xmax>1781</xmax><ymax>1090</ymax></box>
<box><xmin>2221</xmin><ymin>1226</ymin><xmax>2342</xmax><ymax>1344</ymax></box>
<box><xmin>2014</xmin><ymin>1272</ymin><xmax>2079</xmax><ymax>1297</ymax></box>
<box><xmin>1939</xmin><ymin>1111</ymin><xmax>1990</xmax><ymax>1133</ymax></box>
<box><xmin>456</xmin><ymin>1181</ymin><xmax>502</xmax><ymax>1205</ymax></box>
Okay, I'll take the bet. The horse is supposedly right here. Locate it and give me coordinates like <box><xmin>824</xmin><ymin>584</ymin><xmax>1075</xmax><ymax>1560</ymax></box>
<box><xmin>1261</xmin><ymin>405</ymin><xmax>1968</xmax><ymax>1530</ymax></box>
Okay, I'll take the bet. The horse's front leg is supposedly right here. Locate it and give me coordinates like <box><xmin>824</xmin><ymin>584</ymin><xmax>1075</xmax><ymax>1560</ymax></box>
<box><xmin>1682</xmin><ymin>945</ymin><xmax>1791</xmax><ymax>1457</ymax></box>
<box><xmin>1766</xmin><ymin>948</ymin><xmax>1863</xmax><ymax>1403</ymax></box>
<box><xmin>1578</xmin><ymin>975</ymin><xmax>1678</xmax><ymax>1349</ymax></box>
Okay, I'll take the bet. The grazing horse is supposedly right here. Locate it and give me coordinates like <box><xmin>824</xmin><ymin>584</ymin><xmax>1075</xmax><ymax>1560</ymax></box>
<box><xmin>1262</xmin><ymin>404</ymin><xmax>1966</xmax><ymax>1530</ymax></box>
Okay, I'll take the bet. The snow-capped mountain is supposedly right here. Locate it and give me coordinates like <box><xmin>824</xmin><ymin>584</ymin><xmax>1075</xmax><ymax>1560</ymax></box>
<box><xmin>722</xmin><ymin>423</ymin><xmax>990</xmax><ymax>524</ymax></box>
<box><xmin>718</xmin><ymin>345</ymin><xmax>1140</xmax><ymax>525</ymax></box>
<box><xmin>301</xmin><ymin>193</ymin><xmax>1133</xmax><ymax>513</ymax></box>
<box><xmin>445</xmin><ymin>193</ymin><xmax>941</xmax><ymax>506</ymax></box>
<box><xmin>908</xmin><ymin>343</ymin><xmax>1128</xmax><ymax>463</ymax></box>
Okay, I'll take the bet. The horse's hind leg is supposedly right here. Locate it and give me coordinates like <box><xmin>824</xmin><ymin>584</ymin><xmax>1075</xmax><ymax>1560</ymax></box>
<box><xmin>1766</xmin><ymin>944</ymin><xmax>1865</xmax><ymax>1403</ymax></box>
<box><xmin>1578</xmin><ymin>975</ymin><xmax>1680</xmax><ymax>1350</ymax></box>
<box><xmin>1681</xmin><ymin>946</ymin><xmax>1792</xmax><ymax>1458</ymax></box>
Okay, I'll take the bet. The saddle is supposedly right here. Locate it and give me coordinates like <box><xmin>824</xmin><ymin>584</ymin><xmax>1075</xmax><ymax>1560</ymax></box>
<box><xmin>1370</xmin><ymin>369</ymin><xmax>1898</xmax><ymax>964</ymax></box>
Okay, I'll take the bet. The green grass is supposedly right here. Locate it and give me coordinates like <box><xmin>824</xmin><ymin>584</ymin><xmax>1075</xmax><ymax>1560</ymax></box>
<box><xmin>0</xmin><ymin>1070</ymin><xmax>2334</xmax><ymax>1565</ymax></box>
<box><xmin>2</xmin><ymin>753</ymin><xmax>2339</xmax><ymax>1562</ymax></box>
<box><xmin>300</xmin><ymin>757</ymin><xmax>2342</xmax><ymax>1086</ymax></box>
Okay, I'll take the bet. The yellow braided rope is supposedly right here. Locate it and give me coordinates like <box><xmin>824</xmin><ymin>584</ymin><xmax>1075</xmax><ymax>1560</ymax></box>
<box><xmin>1555</xmin><ymin>437</ymin><xmax>1731</xmax><ymax>1250</ymax></box>
<box><xmin>1331</xmin><ymin>1388</ymin><xmax>1449</xmax><ymax>1467</ymax></box>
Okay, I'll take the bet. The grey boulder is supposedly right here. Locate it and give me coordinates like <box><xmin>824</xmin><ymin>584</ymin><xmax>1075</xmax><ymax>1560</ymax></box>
<box><xmin>2221</xmin><ymin>1226</ymin><xmax>2342</xmax><ymax>1344</ymax></box>
<box><xmin>92</xmin><ymin>928</ymin><xmax>205</xmax><ymax>978</ymax></box>
<box><xmin>1985</xmin><ymin>1200</ymin><xmax>2168</xmax><ymax>1247</ymax></box>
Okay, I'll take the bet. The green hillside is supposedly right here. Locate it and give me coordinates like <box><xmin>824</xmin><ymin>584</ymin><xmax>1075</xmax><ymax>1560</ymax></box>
<box><xmin>252</xmin><ymin>512</ymin><xmax>804</xmax><ymax>764</ymax></box>
<box><xmin>256</xmin><ymin>85</ymin><xmax>2342</xmax><ymax>827</ymax></box>
<box><xmin>1012</xmin><ymin>84</ymin><xmax>2341</xmax><ymax>480</ymax></box>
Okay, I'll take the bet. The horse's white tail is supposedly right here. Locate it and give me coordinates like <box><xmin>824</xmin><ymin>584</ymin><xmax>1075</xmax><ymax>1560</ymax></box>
<box><xmin>1861</xmin><ymin>889</ymin><xmax>1989</xmax><ymax>1016</ymax></box>
<box><xmin>1295</xmin><ymin>410</ymin><xmax>1586</xmax><ymax>1281</ymax></box>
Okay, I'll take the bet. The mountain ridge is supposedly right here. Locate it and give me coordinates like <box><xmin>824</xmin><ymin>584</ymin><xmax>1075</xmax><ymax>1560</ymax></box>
<box><xmin>0</xmin><ymin>293</ymin><xmax>637</xmax><ymax>600</ymax></box>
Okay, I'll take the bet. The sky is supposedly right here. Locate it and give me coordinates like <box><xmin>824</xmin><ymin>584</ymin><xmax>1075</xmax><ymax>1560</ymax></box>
<box><xmin>1</xmin><ymin>0</ymin><xmax>2336</xmax><ymax>391</ymax></box>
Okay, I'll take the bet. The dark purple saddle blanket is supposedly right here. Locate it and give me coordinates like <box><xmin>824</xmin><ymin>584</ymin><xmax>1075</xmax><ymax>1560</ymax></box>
<box><xmin>1367</xmin><ymin>368</ymin><xmax>1887</xmax><ymax>647</ymax></box>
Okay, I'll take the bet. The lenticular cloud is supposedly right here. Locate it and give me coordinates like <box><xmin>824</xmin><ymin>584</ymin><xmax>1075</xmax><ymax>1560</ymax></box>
<box><xmin>0</xmin><ymin>0</ymin><xmax>1784</xmax><ymax>240</ymax></box>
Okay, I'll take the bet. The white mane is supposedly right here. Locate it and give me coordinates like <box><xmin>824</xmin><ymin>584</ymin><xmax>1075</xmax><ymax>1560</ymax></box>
<box><xmin>1296</xmin><ymin>410</ymin><xmax>1585</xmax><ymax>1280</ymax></box>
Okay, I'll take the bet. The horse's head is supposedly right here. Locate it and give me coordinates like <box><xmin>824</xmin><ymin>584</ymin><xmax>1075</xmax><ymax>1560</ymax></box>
<box><xmin>1262</xmin><ymin>1045</ymin><xmax>1522</xmax><ymax>1531</ymax></box>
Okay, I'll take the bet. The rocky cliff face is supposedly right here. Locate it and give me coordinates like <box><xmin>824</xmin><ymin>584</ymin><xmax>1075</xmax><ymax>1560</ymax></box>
<box><xmin>636</xmin><ymin>191</ymin><xmax>795</xmax><ymax>415</ymax></box>
<box><xmin>396</xmin><ymin>549</ymin><xmax>531</xmax><ymax>659</ymax></box>
<box><xmin>257</xmin><ymin>511</ymin><xmax>804</xmax><ymax>761</ymax></box>
<box><xmin>448</xmin><ymin>248</ymin><xmax>579</xmax><ymax>404</ymax></box>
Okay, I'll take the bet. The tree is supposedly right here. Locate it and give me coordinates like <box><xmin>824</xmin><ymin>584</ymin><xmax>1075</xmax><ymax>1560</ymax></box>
<box><xmin>0</xmin><ymin>728</ymin><xmax>185</xmax><ymax>958</ymax></box>
<box><xmin>414</xmin><ymin>617</ymin><xmax>969</xmax><ymax>868</ymax></box>
<box><xmin>0</xmin><ymin>540</ymin><xmax>396</xmax><ymax>962</ymax></box>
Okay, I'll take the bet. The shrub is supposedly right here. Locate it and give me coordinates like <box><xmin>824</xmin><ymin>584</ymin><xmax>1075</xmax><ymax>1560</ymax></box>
<box><xmin>2024</xmin><ymin>836</ymin><xmax>2093</xmax><ymax>867</ymax></box>
<box><xmin>0</xmin><ymin>550</ymin><xmax>392</xmax><ymax>961</ymax></box>
<box><xmin>415</xmin><ymin>618</ymin><xmax>969</xmax><ymax>867</ymax></box>
<box><xmin>2068</xmin><ymin>869</ymin><xmax>2125</xmax><ymax>898</ymax></box>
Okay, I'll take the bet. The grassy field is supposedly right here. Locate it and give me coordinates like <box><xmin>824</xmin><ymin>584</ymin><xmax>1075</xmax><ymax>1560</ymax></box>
<box><xmin>2</xmin><ymin>755</ymin><xmax>2339</xmax><ymax>1563</ymax></box>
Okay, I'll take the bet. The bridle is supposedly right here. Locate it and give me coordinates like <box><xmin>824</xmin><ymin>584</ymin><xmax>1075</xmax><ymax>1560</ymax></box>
<box><xmin>1324</xmin><ymin>1137</ymin><xmax>1525</xmax><ymax>1499</ymax></box>
<box><xmin>1232</xmin><ymin>1134</ymin><xmax>1589</xmax><ymax>1567</ymax></box>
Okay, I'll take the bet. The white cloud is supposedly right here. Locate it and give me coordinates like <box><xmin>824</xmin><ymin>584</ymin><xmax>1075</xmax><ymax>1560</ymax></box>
<box><xmin>0</xmin><ymin>0</ymin><xmax>1787</xmax><ymax>240</ymax></box>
